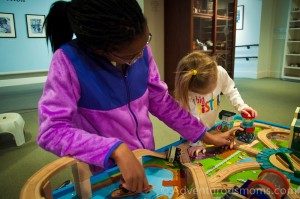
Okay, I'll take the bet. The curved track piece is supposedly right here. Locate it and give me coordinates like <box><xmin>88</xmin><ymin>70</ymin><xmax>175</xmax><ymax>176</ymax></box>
<box><xmin>209</xmin><ymin>182</ymin><xmax>238</xmax><ymax>192</ymax></box>
<box><xmin>257</xmin><ymin>129</ymin><xmax>290</xmax><ymax>149</ymax></box>
<box><xmin>234</xmin><ymin>123</ymin><xmax>290</xmax><ymax>156</ymax></box>
<box><xmin>20</xmin><ymin>156</ymin><xmax>91</xmax><ymax>199</ymax></box>
<box><xmin>208</xmin><ymin>162</ymin><xmax>261</xmax><ymax>183</ymax></box>
<box><xmin>234</xmin><ymin>139</ymin><xmax>260</xmax><ymax>156</ymax></box>
<box><xmin>183</xmin><ymin>162</ymin><xmax>213</xmax><ymax>199</ymax></box>
<box><xmin>132</xmin><ymin>149</ymin><xmax>167</xmax><ymax>164</ymax></box>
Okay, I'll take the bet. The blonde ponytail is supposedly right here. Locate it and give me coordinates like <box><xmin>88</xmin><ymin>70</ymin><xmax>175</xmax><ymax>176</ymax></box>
<box><xmin>174</xmin><ymin>52</ymin><xmax>218</xmax><ymax>111</ymax></box>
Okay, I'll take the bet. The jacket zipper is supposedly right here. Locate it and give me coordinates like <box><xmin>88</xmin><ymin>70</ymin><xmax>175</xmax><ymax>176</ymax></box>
<box><xmin>123</xmin><ymin>70</ymin><xmax>145</xmax><ymax>149</ymax></box>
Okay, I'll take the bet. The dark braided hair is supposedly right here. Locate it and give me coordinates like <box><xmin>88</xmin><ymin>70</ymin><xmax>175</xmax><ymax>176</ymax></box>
<box><xmin>44</xmin><ymin>0</ymin><xmax>147</xmax><ymax>53</ymax></box>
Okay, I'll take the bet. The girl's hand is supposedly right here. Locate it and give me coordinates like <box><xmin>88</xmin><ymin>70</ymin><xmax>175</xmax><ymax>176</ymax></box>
<box><xmin>188</xmin><ymin>145</ymin><xmax>206</xmax><ymax>157</ymax></box>
<box><xmin>110</xmin><ymin>143</ymin><xmax>149</xmax><ymax>193</ymax></box>
<box><xmin>241</xmin><ymin>107</ymin><xmax>258</xmax><ymax>118</ymax></box>
<box><xmin>202</xmin><ymin>127</ymin><xmax>242</xmax><ymax>149</ymax></box>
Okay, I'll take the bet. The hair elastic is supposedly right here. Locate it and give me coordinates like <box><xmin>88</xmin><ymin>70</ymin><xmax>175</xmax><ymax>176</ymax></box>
<box><xmin>192</xmin><ymin>70</ymin><xmax>197</xmax><ymax>75</ymax></box>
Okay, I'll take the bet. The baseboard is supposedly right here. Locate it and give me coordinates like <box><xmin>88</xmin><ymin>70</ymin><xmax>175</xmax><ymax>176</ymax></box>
<box><xmin>256</xmin><ymin>71</ymin><xmax>270</xmax><ymax>79</ymax></box>
<box><xmin>235</xmin><ymin>70</ymin><xmax>281</xmax><ymax>79</ymax></box>
<box><xmin>0</xmin><ymin>71</ymin><xmax>47</xmax><ymax>112</ymax></box>
<box><xmin>0</xmin><ymin>70</ymin><xmax>48</xmax><ymax>87</ymax></box>
<box><xmin>234</xmin><ymin>71</ymin><xmax>258</xmax><ymax>79</ymax></box>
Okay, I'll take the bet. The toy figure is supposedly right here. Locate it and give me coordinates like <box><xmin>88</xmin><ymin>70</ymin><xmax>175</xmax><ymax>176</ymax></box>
<box><xmin>111</xmin><ymin>184</ymin><xmax>153</xmax><ymax>198</ymax></box>
<box><xmin>288</xmin><ymin>107</ymin><xmax>300</xmax><ymax>152</ymax></box>
<box><xmin>235</xmin><ymin>112</ymin><xmax>255</xmax><ymax>143</ymax></box>
<box><xmin>218</xmin><ymin>110</ymin><xmax>236</xmax><ymax>132</ymax></box>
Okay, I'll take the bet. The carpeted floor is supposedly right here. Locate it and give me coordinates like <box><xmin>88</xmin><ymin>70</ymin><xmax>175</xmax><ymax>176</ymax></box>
<box><xmin>0</xmin><ymin>78</ymin><xmax>299</xmax><ymax>199</ymax></box>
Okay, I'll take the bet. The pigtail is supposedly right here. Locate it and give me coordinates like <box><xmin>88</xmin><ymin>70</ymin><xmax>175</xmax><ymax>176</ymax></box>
<box><xmin>44</xmin><ymin>1</ymin><xmax>73</xmax><ymax>53</ymax></box>
<box><xmin>174</xmin><ymin>52</ymin><xmax>218</xmax><ymax>111</ymax></box>
<box><xmin>174</xmin><ymin>64</ymin><xmax>196</xmax><ymax>111</ymax></box>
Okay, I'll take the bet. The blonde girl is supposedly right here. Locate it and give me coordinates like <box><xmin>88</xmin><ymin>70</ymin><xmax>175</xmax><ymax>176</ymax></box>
<box><xmin>175</xmin><ymin>52</ymin><xmax>257</xmax><ymax>156</ymax></box>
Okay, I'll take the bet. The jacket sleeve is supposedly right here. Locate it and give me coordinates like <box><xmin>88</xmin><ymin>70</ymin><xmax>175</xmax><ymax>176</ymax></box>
<box><xmin>146</xmin><ymin>46</ymin><xmax>206</xmax><ymax>143</ymax></box>
<box><xmin>37</xmin><ymin>49</ymin><xmax>121</xmax><ymax>170</ymax></box>
<box><xmin>219</xmin><ymin>66</ymin><xmax>249</xmax><ymax>112</ymax></box>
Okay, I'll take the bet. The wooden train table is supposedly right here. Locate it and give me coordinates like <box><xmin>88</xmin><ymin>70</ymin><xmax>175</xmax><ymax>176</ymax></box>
<box><xmin>20</xmin><ymin>117</ymin><xmax>300</xmax><ymax>199</ymax></box>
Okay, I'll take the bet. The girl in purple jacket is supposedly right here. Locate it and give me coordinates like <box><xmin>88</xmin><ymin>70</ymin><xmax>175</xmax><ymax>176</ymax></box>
<box><xmin>38</xmin><ymin>0</ymin><xmax>235</xmax><ymax>193</ymax></box>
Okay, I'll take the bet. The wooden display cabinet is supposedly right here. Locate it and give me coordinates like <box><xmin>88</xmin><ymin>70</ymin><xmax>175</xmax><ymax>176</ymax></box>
<box><xmin>164</xmin><ymin>0</ymin><xmax>237</xmax><ymax>93</ymax></box>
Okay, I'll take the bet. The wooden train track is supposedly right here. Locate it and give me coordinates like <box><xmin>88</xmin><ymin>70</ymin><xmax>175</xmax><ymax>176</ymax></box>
<box><xmin>129</xmin><ymin>124</ymin><xmax>297</xmax><ymax>199</ymax></box>
<box><xmin>132</xmin><ymin>149</ymin><xmax>167</xmax><ymax>164</ymax></box>
<box><xmin>20</xmin><ymin>156</ymin><xmax>92</xmax><ymax>199</ymax></box>
<box><xmin>234</xmin><ymin>123</ymin><xmax>290</xmax><ymax>156</ymax></box>
<box><xmin>132</xmin><ymin>147</ymin><xmax>216</xmax><ymax>198</ymax></box>
<box><xmin>182</xmin><ymin>163</ymin><xmax>213</xmax><ymax>199</ymax></box>
<box><xmin>20</xmin><ymin>121</ymin><xmax>300</xmax><ymax>199</ymax></box>
<box><xmin>257</xmin><ymin>128</ymin><xmax>290</xmax><ymax>149</ymax></box>
<box><xmin>208</xmin><ymin>162</ymin><xmax>261</xmax><ymax>183</ymax></box>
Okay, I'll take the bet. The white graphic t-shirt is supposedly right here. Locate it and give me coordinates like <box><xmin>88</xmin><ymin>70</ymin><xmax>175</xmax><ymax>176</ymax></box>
<box><xmin>188</xmin><ymin>66</ymin><xmax>249</xmax><ymax>147</ymax></box>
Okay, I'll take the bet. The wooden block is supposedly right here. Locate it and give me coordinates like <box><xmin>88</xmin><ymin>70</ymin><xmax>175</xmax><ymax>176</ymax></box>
<box><xmin>72</xmin><ymin>161</ymin><xmax>92</xmax><ymax>199</ymax></box>
<box><xmin>295</xmin><ymin>107</ymin><xmax>300</xmax><ymax>119</ymax></box>
<box><xmin>42</xmin><ymin>181</ymin><xmax>53</xmax><ymax>199</ymax></box>
<box><xmin>74</xmin><ymin>179</ymin><xmax>92</xmax><ymax>199</ymax></box>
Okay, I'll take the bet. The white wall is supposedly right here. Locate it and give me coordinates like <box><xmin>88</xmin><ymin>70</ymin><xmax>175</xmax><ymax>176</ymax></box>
<box><xmin>260</xmin><ymin>0</ymin><xmax>289</xmax><ymax>78</ymax></box>
<box><xmin>235</xmin><ymin>0</ymin><xmax>289</xmax><ymax>79</ymax></box>
<box><xmin>257</xmin><ymin>0</ymin><xmax>274</xmax><ymax>78</ymax></box>
<box><xmin>144</xmin><ymin>0</ymin><xmax>165</xmax><ymax>80</ymax></box>
<box><xmin>234</xmin><ymin>0</ymin><xmax>262</xmax><ymax>78</ymax></box>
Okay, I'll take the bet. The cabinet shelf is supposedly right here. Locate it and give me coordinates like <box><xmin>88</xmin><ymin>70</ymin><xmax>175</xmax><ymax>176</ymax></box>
<box><xmin>194</xmin><ymin>13</ymin><xmax>234</xmax><ymax>21</ymax></box>
<box><xmin>291</xmin><ymin>10</ymin><xmax>300</xmax><ymax>13</ymax></box>
<box><xmin>214</xmin><ymin>50</ymin><xmax>233</xmax><ymax>54</ymax></box>
<box><xmin>216</xmin><ymin>31</ymin><xmax>233</xmax><ymax>34</ymax></box>
<box><xmin>285</xmin><ymin>66</ymin><xmax>300</xmax><ymax>69</ymax></box>
<box><xmin>165</xmin><ymin>0</ymin><xmax>237</xmax><ymax>92</ymax></box>
<box><xmin>286</xmin><ymin>54</ymin><xmax>300</xmax><ymax>56</ymax></box>
<box><xmin>193</xmin><ymin>49</ymin><xmax>214</xmax><ymax>53</ymax></box>
<box><xmin>193</xmin><ymin>13</ymin><xmax>213</xmax><ymax>18</ymax></box>
<box><xmin>216</xmin><ymin>16</ymin><xmax>234</xmax><ymax>20</ymax></box>
<box><xmin>282</xmin><ymin>75</ymin><xmax>300</xmax><ymax>80</ymax></box>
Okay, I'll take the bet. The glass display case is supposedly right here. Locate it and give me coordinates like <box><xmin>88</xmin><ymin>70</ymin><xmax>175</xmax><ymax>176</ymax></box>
<box><xmin>165</xmin><ymin>0</ymin><xmax>237</xmax><ymax>92</ymax></box>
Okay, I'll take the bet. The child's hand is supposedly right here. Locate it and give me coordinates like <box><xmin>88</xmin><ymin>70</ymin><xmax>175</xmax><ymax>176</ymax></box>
<box><xmin>188</xmin><ymin>145</ymin><xmax>206</xmax><ymax>157</ymax></box>
<box><xmin>202</xmin><ymin>127</ymin><xmax>242</xmax><ymax>149</ymax></box>
<box><xmin>220</xmin><ymin>127</ymin><xmax>243</xmax><ymax>149</ymax></box>
<box><xmin>110</xmin><ymin>143</ymin><xmax>149</xmax><ymax>193</ymax></box>
<box><xmin>241</xmin><ymin>107</ymin><xmax>258</xmax><ymax>118</ymax></box>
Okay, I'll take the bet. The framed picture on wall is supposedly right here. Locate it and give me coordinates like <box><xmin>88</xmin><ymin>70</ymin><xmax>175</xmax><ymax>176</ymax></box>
<box><xmin>0</xmin><ymin>12</ymin><xmax>16</xmax><ymax>38</ymax></box>
<box><xmin>236</xmin><ymin>5</ymin><xmax>244</xmax><ymax>30</ymax></box>
<box><xmin>26</xmin><ymin>14</ymin><xmax>46</xmax><ymax>38</ymax></box>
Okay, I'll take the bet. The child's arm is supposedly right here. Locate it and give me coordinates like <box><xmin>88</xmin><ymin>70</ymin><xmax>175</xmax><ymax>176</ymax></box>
<box><xmin>241</xmin><ymin>107</ymin><xmax>258</xmax><ymax>118</ymax></box>
<box><xmin>188</xmin><ymin>141</ymin><xmax>206</xmax><ymax>156</ymax></box>
<box><xmin>219</xmin><ymin>66</ymin><xmax>249</xmax><ymax>112</ymax></box>
<box><xmin>201</xmin><ymin>127</ymin><xmax>242</xmax><ymax>148</ymax></box>
<box><xmin>219</xmin><ymin>66</ymin><xmax>258</xmax><ymax>117</ymax></box>
<box><xmin>146</xmin><ymin>46</ymin><xmax>206</xmax><ymax>143</ymax></box>
<box><xmin>110</xmin><ymin>143</ymin><xmax>149</xmax><ymax>193</ymax></box>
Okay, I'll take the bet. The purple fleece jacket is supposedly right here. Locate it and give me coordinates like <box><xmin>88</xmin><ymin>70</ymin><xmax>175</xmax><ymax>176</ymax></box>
<box><xmin>37</xmin><ymin>41</ymin><xmax>206</xmax><ymax>173</ymax></box>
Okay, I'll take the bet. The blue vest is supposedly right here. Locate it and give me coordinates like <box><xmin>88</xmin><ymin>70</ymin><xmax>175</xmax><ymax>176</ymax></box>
<box><xmin>61</xmin><ymin>40</ymin><xmax>149</xmax><ymax>110</ymax></box>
